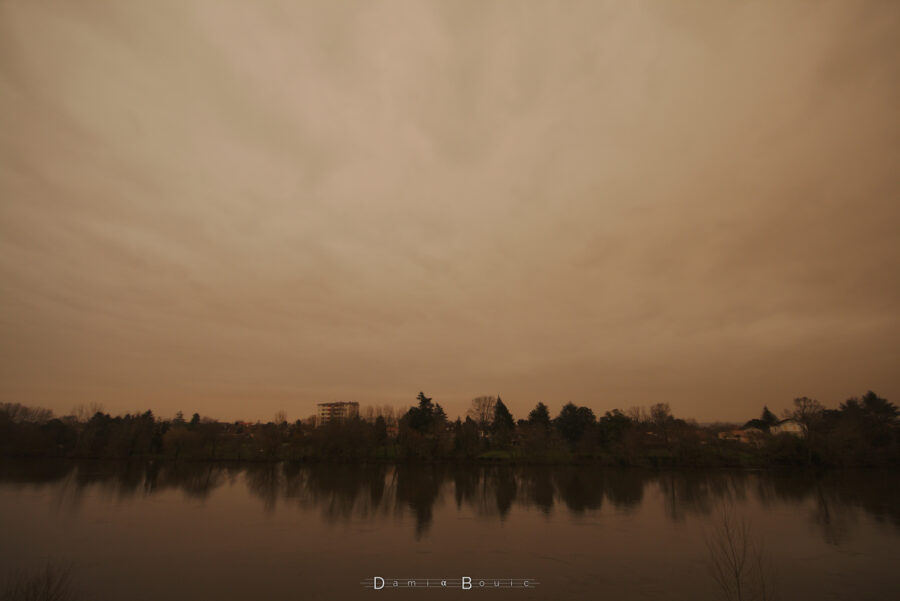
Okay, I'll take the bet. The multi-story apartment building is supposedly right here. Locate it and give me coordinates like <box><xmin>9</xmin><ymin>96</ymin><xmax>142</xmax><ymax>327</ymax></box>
<box><xmin>316</xmin><ymin>401</ymin><xmax>359</xmax><ymax>426</ymax></box>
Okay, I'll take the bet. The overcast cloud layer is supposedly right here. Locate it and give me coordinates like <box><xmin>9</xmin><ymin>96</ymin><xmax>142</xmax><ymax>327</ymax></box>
<box><xmin>1</xmin><ymin>0</ymin><xmax>898</xmax><ymax>422</ymax></box>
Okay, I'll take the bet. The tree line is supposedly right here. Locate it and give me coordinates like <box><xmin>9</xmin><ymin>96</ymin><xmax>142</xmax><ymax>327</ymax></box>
<box><xmin>1</xmin><ymin>390</ymin><xmax>897</xmax><ymax>467</ymax></box>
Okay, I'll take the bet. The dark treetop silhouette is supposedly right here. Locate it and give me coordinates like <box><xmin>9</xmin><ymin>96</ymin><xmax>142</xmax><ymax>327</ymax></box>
<box><xmin>1</xmin><ymin>391</ymin><xmax>897</xmax><ymax>467</ymax></box>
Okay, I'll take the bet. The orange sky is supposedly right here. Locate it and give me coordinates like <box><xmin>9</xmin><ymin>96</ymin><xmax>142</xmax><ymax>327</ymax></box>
<box><xmin>1</xmin><ymin>0</ymin><xmax>898</xmax><ymax>423</ymax></box>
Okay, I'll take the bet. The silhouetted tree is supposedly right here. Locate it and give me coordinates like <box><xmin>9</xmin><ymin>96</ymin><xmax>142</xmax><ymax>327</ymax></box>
<box><xmin>491</xmin><ymin>397</ymin><xmax>515</xmax><ymax>449</ymax></box>
<box><xmin>1</xmin><ymin>562</ymin><xmax>83</xmax><ymax>601</ymax></box>
<box><xmin>705</xmin><ymin>503</ymin><xmax>776</xmax><ymax>601</ymax></box>
<box><xmin>787</xmin><ymin>397</ymin><xmax>824</xmax><ymax>437</ymax></box>
<box><xmin>598</xmin><ymin>409</ymin><xmax>632</xmax><ymax>448</ymax></box>
<box><xmin>833</xmin><ymin>391</ymin><xmax>900</xmax><ymax>465</ymax></box>
<box><xmin>373</xmin><ymin>416</ymin><xmax>388</xmax><ymax>446</ymax></box>
<box><xmin>527</xmin><ymin>402</ymin><xmax>552</xmax><ymax>430</ymax></box>
<box><xmin>554</xmin><ymin>403</ymin><xmax>596</xmax><ymax>447</ymax></box>
<box><xmin>433</xmin><ymin>403</ymin><xmax>448</xmax><ymax>427</ymax></box>
<box><xmin>467</xmin><ymin>396</ymin><xmax>497</xmax><ymax>436</ymax></box>
<box><xmin>650</xmin><ymin>403</ymin><xmax>673</xmax><ymax>444</ymax></box>
<box><xmin>453</xmin><ymin>417</ymin><xmax>482</xmax><ymax>458</ymax></box>
<box><xmin>787</xmin><ymin>397</ymin><xmax>824</xmax><ymax>463</ymax></box>
<box><xmin>0</xmin><ymin>393</ymin><xmax>896</xmax><ymax>467</ymax></box>
<box><xmin>746</xmin><ymin>406</ymin><xmax>780</xmax><ymax>432</ymax></box>
<box><xmin>399</xmin><ymin>392</ymin><xmax>451</xmax><ymax>458</ymax></box>
<box><xmin>406</xmin><ymin>392</ymin><xmax>437</xmax><ymax>433</ymax></box>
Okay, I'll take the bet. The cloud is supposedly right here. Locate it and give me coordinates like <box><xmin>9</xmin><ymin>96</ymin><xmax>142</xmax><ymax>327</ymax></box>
<box><xmin>1</xmin><ymin>0</ymin><xmax>898</xmax><ymax>421</ymax></box>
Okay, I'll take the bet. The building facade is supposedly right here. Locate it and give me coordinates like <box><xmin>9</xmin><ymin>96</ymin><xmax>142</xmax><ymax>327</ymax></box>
<box><xmin>771</xmin><ymin>418</ymin><xmax>803</xmax><ymax>436</ymax></box>
<box><xmin>718</xmin><ymin>427</ymin><xmax>765</xmax><ymax>445</ymax></box>
<box><xmin>316</xmin><ymin>401</ymin><xmax>359</xmax><ymax>426</ymax></box>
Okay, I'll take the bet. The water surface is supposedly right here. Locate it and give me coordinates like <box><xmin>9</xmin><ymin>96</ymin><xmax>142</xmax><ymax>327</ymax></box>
<box><xmin>1</xmin><ymin>461</ymin><xmax>898</xmax><ymax>600</ymax></box>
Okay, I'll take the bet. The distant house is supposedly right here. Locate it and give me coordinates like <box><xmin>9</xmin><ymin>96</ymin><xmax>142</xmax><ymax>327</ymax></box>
<box><xmin>770</xmin><ymin>418</ymin><xmax>803</xmax><ymax>436</ymax></box>
<box><xmin>316</xmin><ymin>402</ymin><xmax>359</xmax><ymax>427</ymax></box>
<box><xmin>718</xmin><ymin>426</ymin><xmax>765</xmax><ymax>445</ymax></box>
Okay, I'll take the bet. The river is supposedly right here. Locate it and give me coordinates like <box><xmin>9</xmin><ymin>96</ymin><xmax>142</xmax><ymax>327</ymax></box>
<box><xmin>0</xmin><ymin>461</ymin><xmax>897</xmax><ymax>600</ymax></box>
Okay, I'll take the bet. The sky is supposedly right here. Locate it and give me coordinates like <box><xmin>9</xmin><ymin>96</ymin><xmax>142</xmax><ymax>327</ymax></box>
<box><xmin>1</xmin><ymin>0</ymin><xmax>898</xmax><ymax>423</ymax></box>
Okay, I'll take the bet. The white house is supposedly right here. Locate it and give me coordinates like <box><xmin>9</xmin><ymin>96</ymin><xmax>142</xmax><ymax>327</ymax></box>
<box><xmin>718</xmin><ymin>427</ymin><xmax>765</xmax><ymax>445</ymax></box>
<box><xmin>770</xmin><ymin>418</ymin><xmax>803</xmax><ymax>436</ymax></box>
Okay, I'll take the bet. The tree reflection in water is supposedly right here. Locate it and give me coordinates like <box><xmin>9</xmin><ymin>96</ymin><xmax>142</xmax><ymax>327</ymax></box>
<box><xmin>1</xmin><ymin>459</ymin><xmax>898</xmax><ymax>544</ymax></box>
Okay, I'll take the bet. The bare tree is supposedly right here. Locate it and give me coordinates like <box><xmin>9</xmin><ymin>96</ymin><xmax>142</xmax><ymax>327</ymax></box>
<box><xmin>467</xmin><ymin>396</ymin><xmax>497</xmax><ymax>433</ymax></box>
<box><xmin>785</xmin><ymin>397</ymin><xmax>824</xmax><ymax>439</ymax></box>
<box><xmin>381</xmin><ymin>405</ymin><xmax>396</xmax><ymax>426</ymax></box>
<box><xmin>0</xmin><ymin>403</ymin><xmax>53</xmax><ymax>424</ymax></box>
<box><xmin>1</xmin><ymin>563</ymin><xmax>83</xmax><ymax>601</ymax></box>
<box><xmin>705</xmin><ymin>503</ymin><xmax>776</xmax><ymax>601</ymax></box>
<box><xmin>70</xmin><ymin>403</ymin><xmax>104</xmax><ymax>423</ymax></box>
<box><xmin>785</xmin><ymin>397</ymin><xmax>825</xmax><ymax>463</ymax></box>
<box><xmin>626</xmin><ymin>406</ymin><xmax>648</xmax><ymax>424</ymax></box>
<box><xmin>650</xmin><ymin>403</ymin><xmax>672</xmax><ymax>443</ymax></box>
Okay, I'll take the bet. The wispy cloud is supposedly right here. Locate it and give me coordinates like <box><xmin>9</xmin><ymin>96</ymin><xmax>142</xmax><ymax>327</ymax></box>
<box><xmin>1</xmin><ymin>0</ymin><xmax>898</xmax><ymax>420</ymax></box>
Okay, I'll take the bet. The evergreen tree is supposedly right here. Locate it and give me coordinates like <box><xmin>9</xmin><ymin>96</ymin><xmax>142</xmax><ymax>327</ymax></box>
<box><xmin>433</xmin><ymin>403</ymin><xmax>448</xmax><ymax>427</ymax></box>
<box><xmin>406</xmin><ymin>392</ymin><xmax>439</xmax><ymax>433</ymax></box>
<box><xmin>416</xmin><ymin>391</ymin><xmax>433</xmax><ymax>411</ymax></box>
<box><xmin>491</xmin><ymin>397</ymin><xmax>515</xmax><ymax>448</ymax></box>
<box><xmin>527</xmin><ymin>402</ymin><xmax>552</xmax><ymax>429</ymax></box>
<box><xmin>493</xmin><ymin>397</ymin><xmax>515</xmax><ymax>432</ymax></box>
